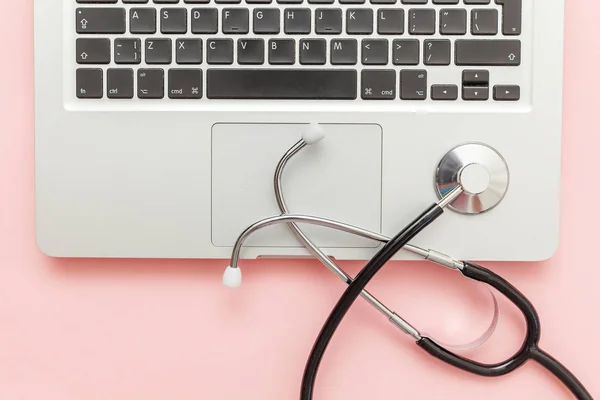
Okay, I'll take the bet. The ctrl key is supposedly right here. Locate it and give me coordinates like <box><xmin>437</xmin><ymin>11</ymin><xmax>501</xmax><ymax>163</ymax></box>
<box><xmin>361</xmin><ymin>70</ymin><xmax>396</xmax><ymax>100</ymax></box>
<box><xmin>76</xmin><ymin>68</ymin><xmax>103</xmax><ymax>99</ymax></box>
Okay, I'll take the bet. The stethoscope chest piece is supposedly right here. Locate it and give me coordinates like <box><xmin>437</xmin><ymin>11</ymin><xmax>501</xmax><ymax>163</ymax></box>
<box><xmin>435</xmin><ymin>142</ymin><xmax>509</xmax><ymax>214</ymax></box>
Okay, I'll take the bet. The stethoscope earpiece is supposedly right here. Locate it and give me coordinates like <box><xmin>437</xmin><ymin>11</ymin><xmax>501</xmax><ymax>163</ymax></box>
<box><xmin>222</xmin><ymin>265</ymin><xmax>242</xmax><ymax>288</ymax></box>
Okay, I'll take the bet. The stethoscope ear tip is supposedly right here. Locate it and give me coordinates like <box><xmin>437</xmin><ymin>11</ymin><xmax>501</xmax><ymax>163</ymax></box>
<box><xmin>302</xmin><ymin>123</ymin><xmax>326</xmax><ymax>145</ymax></box>
<box><xmin>223</xmin><ymin>266</ymin><xmax>243</xmax><ymax>288</ymax></box>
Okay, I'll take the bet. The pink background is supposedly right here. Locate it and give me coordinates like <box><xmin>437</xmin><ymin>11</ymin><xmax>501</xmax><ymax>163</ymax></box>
<box><xmin>1</xmin><ymin>1</ymin><xmax>598</xmax><ymax>399</ymax></box>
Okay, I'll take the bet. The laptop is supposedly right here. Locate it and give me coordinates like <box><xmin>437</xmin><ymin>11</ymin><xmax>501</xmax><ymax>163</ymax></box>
<box><xmin>34</xmin><ymin>0</ymin><xmax>565</xmax><ymax>262</ymax></box>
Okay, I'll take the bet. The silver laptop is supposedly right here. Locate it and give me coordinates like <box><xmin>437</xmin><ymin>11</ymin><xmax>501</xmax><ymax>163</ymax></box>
<box><xmin>34</xmin><ymin>0</ymin><xmax>565</xmax><ymax>262</ymax></box>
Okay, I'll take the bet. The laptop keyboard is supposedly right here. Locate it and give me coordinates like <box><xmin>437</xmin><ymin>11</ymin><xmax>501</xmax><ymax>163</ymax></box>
<box><xmin>74</xmin><ymin>0</ymin><xmax>523</xmax><ymax>101</ymax></box>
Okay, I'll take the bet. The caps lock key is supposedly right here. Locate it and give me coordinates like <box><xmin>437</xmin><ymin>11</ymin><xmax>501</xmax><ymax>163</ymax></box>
<box><xmin>76</xmin><ymin>8</ymin><xmax>126</xmax><ymax>34</ymax></box>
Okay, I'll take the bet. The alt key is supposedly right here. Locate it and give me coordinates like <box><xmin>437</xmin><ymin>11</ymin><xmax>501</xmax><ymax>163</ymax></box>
<box><xmin>361</xmin><ymin>70</ymin><xmax>396</xmax><ymax>100</ymax></box>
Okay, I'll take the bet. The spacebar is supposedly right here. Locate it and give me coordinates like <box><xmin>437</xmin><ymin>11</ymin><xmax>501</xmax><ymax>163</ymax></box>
<box><xmin>207</xmin><ymin>69</ymin><xmax>357</xmax><ymax>99</ymax></box>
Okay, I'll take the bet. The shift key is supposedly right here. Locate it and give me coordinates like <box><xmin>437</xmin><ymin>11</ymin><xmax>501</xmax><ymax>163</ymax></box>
<box><xmin>455</xmin><ymin>40</ymin><xmax>520</xmax><ymax>66</ymax></box>
<box><xmin>76</xmin><ymin>8</ymin><xmax>126</xmax><ymax>34</ymax></box>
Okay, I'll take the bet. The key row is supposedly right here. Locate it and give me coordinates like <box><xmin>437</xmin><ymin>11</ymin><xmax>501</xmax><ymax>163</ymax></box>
<box><xmin>77</xmin><ymin>1</ymin><xmax>514</xmax><ymax>5</ymax></box>
<box><xmin>77</xmin><ymin>6</ymin><xmax>521</xmax><ymax>35</ymax></box>
<box><xmin>77</xmin><ymin>37</ymin><xmax>521</xmax><ymax>66</ymax></box>
<box><xmin>76</xmin><ymin>67</ymin><xmax>520</xmax><ymax>101</ymax></box>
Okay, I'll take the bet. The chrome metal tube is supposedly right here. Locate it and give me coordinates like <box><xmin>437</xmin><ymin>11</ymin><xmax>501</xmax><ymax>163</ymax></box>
<box><xmin>274</xmin><ymin>140</ymin><xmax>421</xmax><ymax>338</ymax></box>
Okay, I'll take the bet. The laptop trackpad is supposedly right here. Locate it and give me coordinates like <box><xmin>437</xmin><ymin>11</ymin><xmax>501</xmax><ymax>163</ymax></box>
<box><xmin>211</xmin><ymin>123</ymin><xmax>383</xmax><ymax>249</ymax></box>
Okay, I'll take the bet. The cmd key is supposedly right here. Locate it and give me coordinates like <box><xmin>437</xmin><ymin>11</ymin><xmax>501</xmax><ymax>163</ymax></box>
<box><xmin>76</xmin><ymin>8</ymin><xmax>126</xmax><ymax>34</ymax></box>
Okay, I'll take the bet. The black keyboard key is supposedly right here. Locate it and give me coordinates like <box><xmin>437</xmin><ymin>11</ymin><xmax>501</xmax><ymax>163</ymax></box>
<box><xmin>408</xmin><ymin>9</ymin><xmax>435</xmax><ymax>35</ymax></box>
<box><xmin>76</xmin><ymin>68</ymin><xmax>103</xmax><ymax>99</ymax></box>
<box><xmin>138</xmin><ymin>69</ymin><xmax>164</xmax><ymax>98</ymax></box>
<box><xmin>160</xmin><ymin>8</ymin><xmax>187</xmax><ymax>33</ymax></box>
<box><xmin>402</xmin><ymin>0</ymin><xmax>427</xmax><ymax>3</ymax></box>
<box><xmin>347</xmin><ymin>9</ymin><xmax>373</xmax><ymax>34</ymax></box>
<box><xmin>76</xmin><ymin>8</ymin><xmax>126</xmax><ymax>34</ymax></box>
<box><xmin>496</xmin><ymin>0</ymin><xmax>521</xmax><ymax>35</ymax></box>
<box><xmin>107</xmin><ymin>68</ymin><xmax>134</xmax><ymax>99</ymax></box>
<box><xmin>191</xmin><ymin>8</ymin><xmax>218</xmax><ymax>33</ymax></box>
<box><xmin>462</xmin><ymin>69</ymin><xmax>489</xmax><ymax>85</ymax></box>
<box><xmin>238</xmin><ymin>39</ymin><xmax>265</xmax><ymax>64</ymax></box>
<box><xmin>76</xmin><ymin>38</ymin><xmax>111</xmax><ymax>64</ymax></box>
<box><xmin>176</xmin><ymin>39</ymin><xmax>203</xmax><ymax>64</ymax></box>
<box><xmin>223</xmin><ymin>8</ymin><xmax>249</xmax><ymax>33</ymax></box>
<box><xmin>493</xmin><ymin>85</ymin><xmax>520</xmax><ymax>101</ymax></box>
<box><xmin>464</xmin><ymin>0</ymin><xmax>490</xmax><ymax>3</ymax></box>
<box><xmin>362</xmin><ymin>39</ymin><xmax>388</xmax><ymax>65</ymax></box>
<box><xmin>253</xmin><ymin>9</ymin><xmax>280</xmax><ymax>33</ymax></box>
<box><xmin>269</xmin><ymin>39</ymin><xmax>295</xmax><ymax>64</ymax></box>
<box><xmin>331</xmin><ymin>39</ymin><xmax>357</xmax><ymax>65</ymax></box>
<box><xmin>424</xmin><ymin>39</ymin><xmax>450</xmax><ymax>65</ymax></box>
<box><xmin>400</xmin><ymin>70</ymin><xmax>427</xmax><ymax>100</ymax></box>
<box><xmin>455</xmin><ymin>40</ymin><xmax>520</xmax><ymax>65</ymax></box>
<box><xmin>207</xmin><ymin>39</ymin><xmax>234</xmax><ymax>64</ymax></box>
<box><xmin>431</xmin><ymin>84</ymin><xmax>458</xmax><ymax>100</ymax></box>
<box><xmin>115</xmin><ymin>38</ymin><xmax>141</xmax><ymax>64</ymax></box>
<box><xmin>130</xmin><ymin>8</ymin><xmax>157</xmax><ymax>34</ymax></box>
<box><xmin>440</xmin><ymin>9</ymin><xmax>466</xmax><ymax>35</ymax></box>
<box><xmin>145</xmin><ymin>38</ymin><xmax>172</xmax><ymax>64</ymax></box>
<box><xmin>361</xmin><ymin>70</ymin><xmax>396</xmax><ymax>100</ymax></box>
<box><xmin>169</xmin><ymin>69</ymin><xmax>202</xmax><ymax>99</ymax></box>
<box><xmin>463</xmin><ymin>86</ymin><xmax>489</xmax><ymax>100</ymax></box>
<box><xmin>433</xmin><ymin>0</ymin><xmax>459</xmax><ymax>3</ymax></box>
<box><xmin>392</xmin><ymin>39</ymin><xmax>419</xmax><ymax>65</ymax></box>
<box><xmin>300</xmin><ymin>39</ymin><xmax>326</xmax><ymax>65</ymax></box>
<box><xmin>78</xmin><ymin>0</ymin><xmax>118</xmax><ymax>2</ymax></box>
<box><xmin>471</xmin><ymin>9</ymin><xmax>498</xmax><ymax>35</ymax></box>
<box><xmin>206</xmin><ymin>69</ymin><xmax>357</xmax><ymax>99</ymax></box>
<box><xmin>316</xmin><ymin>9</ymin><xmax>343</xmax><ymax>34</ymax></box>
<box><xmin>377</xmin><ymin>9</ymin><xmax>404</xmax><ymax>34</ymax></box>
<box><xmin>284</xmin><ymin>9</ymin><xmax>311</xmax><ymax>33</ymax></box>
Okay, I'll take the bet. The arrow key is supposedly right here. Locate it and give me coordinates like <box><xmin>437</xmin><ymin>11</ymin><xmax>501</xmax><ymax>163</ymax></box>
<box><xmin>462</xmin><ymin>86</ymin><xmax>489</xmax><ymax>101</ymax></box>
<box><xmin>76</xmin><ymin>38</ymin><xmax>110</xmax><ymax>64</ymax></box>
<box><xmin>431</xmin><ymin>84</ymin><xmax>458</xmax><ymax>101</ymax></box>
<box><xmin>493</xmin><ymin>84</ymin><xmax>520</xmax><ymax>101</ymax></box>
<box><xmin>462</xmin><ymin>69</ymin><xmax>489</xmax><ymax>86</ymax></box>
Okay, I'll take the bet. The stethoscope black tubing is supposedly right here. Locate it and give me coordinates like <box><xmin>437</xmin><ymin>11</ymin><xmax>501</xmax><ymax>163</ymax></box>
<box><xmin>417</xmin><ymin>262</ymin><xmax>593</xmax><ymax>400</ymax></box>
<box><xmin>300</xmin><ymin>203</ymin><xmax>445</xmax><ymax>400</ymax></box>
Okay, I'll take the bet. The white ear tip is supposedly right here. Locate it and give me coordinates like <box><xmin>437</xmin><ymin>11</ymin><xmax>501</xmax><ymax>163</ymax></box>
<box><xmin>302</xmin><ymin>123</ymin><xmax>326</xmax><ymax>145</ymax></box>
<box><xmin>223</xmin><ymin>266</ymin><xmax>242</xmax><ymax>288</ymax></box>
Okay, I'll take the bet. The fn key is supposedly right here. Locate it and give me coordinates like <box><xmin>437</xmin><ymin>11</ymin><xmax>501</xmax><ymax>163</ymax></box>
<box><xmin>76</xmin><ymin>68</ymin><xmax>103</xmax><ymax>99</ymax></box>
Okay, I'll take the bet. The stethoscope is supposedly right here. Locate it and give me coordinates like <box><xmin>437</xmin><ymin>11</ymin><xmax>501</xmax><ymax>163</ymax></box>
<box><xmin>222</xmin><ymin>125</ymin><xmax>594</xmax><ymax>400</ymax></box>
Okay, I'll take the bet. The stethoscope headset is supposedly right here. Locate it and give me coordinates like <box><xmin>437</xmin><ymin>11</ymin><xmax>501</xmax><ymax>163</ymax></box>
<box><xmin>222</xmin><ymin>125</ymin><xmax>594</xmax><ymax>400</ymax></box>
